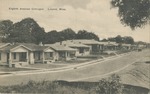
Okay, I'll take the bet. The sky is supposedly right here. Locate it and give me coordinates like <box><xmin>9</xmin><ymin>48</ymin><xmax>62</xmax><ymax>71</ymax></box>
<box><xmin>0</xmin><ymin>0</ymin><xmax>149</xmax><ymax>42</ymax></box>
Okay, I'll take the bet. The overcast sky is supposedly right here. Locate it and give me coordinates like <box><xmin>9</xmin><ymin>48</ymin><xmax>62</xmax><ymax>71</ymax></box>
<box><xmin>0</xmin><ymin>0</ymin><xmax>149</xmax><ymax>42</ymax></box>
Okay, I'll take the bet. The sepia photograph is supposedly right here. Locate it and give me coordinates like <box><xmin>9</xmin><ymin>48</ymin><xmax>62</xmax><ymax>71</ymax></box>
<box><xmin>0</xmin><ymin>0</ymin><xmax>150</xmax><ymax>93</ymax></box>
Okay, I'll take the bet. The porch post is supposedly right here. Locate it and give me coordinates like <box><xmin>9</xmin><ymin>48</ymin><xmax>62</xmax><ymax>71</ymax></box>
<box><xmin>29</xmin><ymin>52</ymin><xmax>34</xmax><ymax>64</ymax></box>
<box><xmin>26</xmin><ymin>52</ymin><xmax>29</xmax><ymax>64</ymax></box>
<box><xmin>42</xmin><ymin>52</ymin><xmax>45</xmax><ymax>63</ymax></box>
<box><xmin>65</xmin><ymin>52</ymin><xmax>68</xmax><ymax>61</ymax></box>
<box><xmin>9</xmin><ymin>52</ymin><xmax>12</xmax><ymax>67</ymax></box>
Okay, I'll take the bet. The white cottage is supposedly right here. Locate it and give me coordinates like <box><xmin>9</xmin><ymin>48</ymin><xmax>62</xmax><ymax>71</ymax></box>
<box><xmin>0</xmin><ymin>43</ymin><xmax>56</xmax><ymax>67</ymax></box>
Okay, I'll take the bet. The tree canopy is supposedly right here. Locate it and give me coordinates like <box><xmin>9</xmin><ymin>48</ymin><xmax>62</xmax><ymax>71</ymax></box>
<box><xmin>2</xmin><ymin>18</ymin><xmax>45</xmax><ymax>43</ymax></box>
<box><xmin>111</xmin><ymin>0</ymin><xmax>150</xmax><ymax>29</ymax></box>
<box><xmin>0</xmin><ymin>18</ymin><xmax>99</xmax><ymax>44</ymax></box>
<box><xmin>102</xmin><ymin>35</ymin><xmax>134</xmax><ymax>44</ymax></box>
<box><xmin>76</xmin><ymin>30</ymin><xmax>99</xmax><ymax>41</ymax></box>
<box><xmin>96</xmin><ymin>74</ymin><xmax>123</xmax><ymax>94</ymax></box>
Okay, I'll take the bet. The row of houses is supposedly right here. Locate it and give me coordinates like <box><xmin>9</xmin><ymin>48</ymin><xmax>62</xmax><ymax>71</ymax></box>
<box><xmin>0</xmin><ymin>39</ymin><xmax>147</xmax><ymax>67</ymax></box>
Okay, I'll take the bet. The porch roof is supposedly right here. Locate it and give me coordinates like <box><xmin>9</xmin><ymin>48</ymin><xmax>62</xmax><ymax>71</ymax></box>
<box><xmin>0</xmin><ymin>44</ymin><xmax>32</xmax><ymax>52</ymax></box>
<box><xmin>20</xmin><ymin>43</ymin><xmax>50</xmax><ymax>51</ymax></box>
<box><xmin>45</xmin><ymin>44</ymin><xmax>77</xmax><ymax>51</ymax></box>
<box><xmin>0</xmin><ymin>43</ymin><xmax>11</xmax><ymax>48</ymax></box>
<box><xmin>66</xmin><ymin>39</ymin><xmax>101</xmax><ymax>45</ymax></box>
<box><xmin>54</xmin><ymin>41</ymin><xmax>90</xmax><ymax>48</ymax></box>
<box><xmin>99</xmin><ymin>42</ymin><xmax>118</xmax><ymax>46</ymax></box>
<box><xmin>0</xmin><ymin>43</ymin><xmax>51</xmax><ymax>52</ymax></box>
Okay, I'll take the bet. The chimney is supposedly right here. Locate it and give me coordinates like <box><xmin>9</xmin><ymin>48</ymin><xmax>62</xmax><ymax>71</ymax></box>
<box><xmin>39</xmin><ymin>42</ymin><xmax>43</xmax><ymax>46</ymax></box>
<box><xmin>60</xmin><ymin>41</ymin><xmax>62</xmax><ymax>45</ymax></box>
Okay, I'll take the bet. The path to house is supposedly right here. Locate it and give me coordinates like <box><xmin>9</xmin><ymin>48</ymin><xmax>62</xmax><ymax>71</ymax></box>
<box><xmin>0</xmin><ymin>49</ymin><xmax>149</xmax><ymax>86</ymax></box>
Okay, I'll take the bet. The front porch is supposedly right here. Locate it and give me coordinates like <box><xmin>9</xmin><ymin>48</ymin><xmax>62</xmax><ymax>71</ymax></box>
<box><xmin>58</xmin><ymin>51</ymin><xmax>76</xmax><ymax>61</ymax></box>
<box><xmin>8</xmin><ymin>52</ymin><xmax>29</xmax><ymax>67</ymax></box>
<box><xmin>34</xmin><ymin>51</ymin><xmax>55</xmax><ymax>64</ymax></box>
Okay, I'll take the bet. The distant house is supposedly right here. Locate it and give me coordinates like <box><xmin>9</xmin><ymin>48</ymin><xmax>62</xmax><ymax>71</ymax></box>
<box><xmin>55</xmin><ymin>41</ymin><xmax>91</xmax><ymax>56</ymax></box>
<box><xmin>45</xmin><ymin>44</ymin><xmax>77</xmax><ymax>61</ymax></box>
<box><xmin>131</xmin><ymin>44</ymin><xmax>138</xmax><ymax>50</ymax></box>
<box><xmin>100</xmin><ymin>42</ymin><xmax>119</xmax><ymax>51</ymax></box>
<box><xmin>0</xmin><ymin>43</ymin><xmax>56</xmax><ymax>67</ymax></box>
<box><xmin>67</xmin><ymin>39</ymin><xmax>104</xmax><ymax>53</ymax></box>
<box><xmin>138</xmin><ymin>44</ymin><xmax>147</xmax><ymax>49</ymax></box>
<box><xmin>121</xmin><ymin>44</ymin><xmax>132</xmax><ymax>50</ymax></box>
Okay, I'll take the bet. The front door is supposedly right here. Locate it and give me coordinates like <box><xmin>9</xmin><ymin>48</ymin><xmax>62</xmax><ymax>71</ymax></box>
<box><xmin>19</xmin><ymin>52</ymin><xmax>27</xmax><ymax>62</ymax></box>
<box><xmin>6</xmin><ymin>53</ymin><xmax>9</xmax><ymax>64</ymax></box>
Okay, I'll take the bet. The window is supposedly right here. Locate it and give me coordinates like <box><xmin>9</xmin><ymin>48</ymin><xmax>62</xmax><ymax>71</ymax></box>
<box><xmin>13</xmin><ymin>53</ymin><xmax>16</xmax><ymax>59</ymax></box>
<box><xmin>33</xmin><ymin>53</ymin><xmax>35</xmax><ymax>59</ymax></box>
<box><xmin>79</xmin><ymin>48</ymin><xmax>84</xmax><ymax>53</ymax></box>
<box><xmin>49</xmin><ymin>52</ymin><xmax>53</xmax><ymax>57</ymax></box>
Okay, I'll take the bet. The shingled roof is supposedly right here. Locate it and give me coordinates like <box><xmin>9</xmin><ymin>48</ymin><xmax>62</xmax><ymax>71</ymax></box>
<box><xmin>67</xmin><ymin>39</ymin><xmax>101</xmax><ymax>45</ymax></box>
<box><xmin>0</xmin><ymin>43</ymin><xmax>11</xmax><ymax>48</ymax></box>
<box><xmin>45</xmin><ymin>44</ymin><xmax>77</xmax><ymax>51</ymax></box>
<box><xmin>0</xmin><ymin>43</ymin><xmax>50</xmax><ymax>52</ymax></box>
<box><xmin>54</xmin><ymin>41</ymin><xmax>90</xmax><ymax>48</ymax></box>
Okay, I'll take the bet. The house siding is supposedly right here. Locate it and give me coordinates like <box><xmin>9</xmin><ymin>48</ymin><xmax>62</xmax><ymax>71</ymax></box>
<box><xmin>75</xmin><ymin>48</ymin><xmax>90</xmax><ymax>56</ymax></box>
<box><xmin>0</xmin><ymin>52</ymin><xmax>7</xmax><ymax>64</ymax></box>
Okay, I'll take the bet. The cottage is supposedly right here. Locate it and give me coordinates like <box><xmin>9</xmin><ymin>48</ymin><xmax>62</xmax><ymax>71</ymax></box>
<box><xmin>23</xmin><ymin>43</ymin><xmax>56</xmax><ymax>64</ymax></box>
<box><xmin>67</xmin><ymin>39</ymin><xmax>103</xmax><ymax>54</ymax></box>
<box><xmin>99</xmin><ymin>42</ymin><xmax>118</xmax><ymax>51</ymax></box>
<box><xmin>121</xmin><ymin>44</ymin><xmax>132</xmax><ymax>50</ymax></box>
<box><xmin>45</xmin><ymin>44</ymin><xmax>77</xmax><ymax>61</ymax></box>
<box><xmin>0</xmin><ymin>43</ymin><xmax>56</xmax><ymax>67</ymax></box>
<box><xmin>55</xmin><ymin>41</ymin><xmax>91</xmax><ymax>56</ymax></box>
<box><xmin>0</xmin><ymin>44</ymin><xmax>32</xmax><ymax>67</ymax></box>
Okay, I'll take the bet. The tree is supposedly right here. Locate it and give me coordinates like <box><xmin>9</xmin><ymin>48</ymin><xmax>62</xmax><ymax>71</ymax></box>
<box><xmin>4</xmin><ymin>18</ymin><xmax>45</xmax><ymax>43</ymax></box>
<box><xmin>76</xmin><ymin>30</ymin><xmax>99</xmax><ymax>41</ymax></box>
<box><xmin>96</xmin><ymin>74</ymin><xmax>123</xmax><ymax>94</ymax></box>
<box><xmin>108</xmin><ymin>37</ymin><xmax>116</xmax><ymax>42</ymax></box>
<box><xmin>106</xmin><ymin>35</ymin><xmax>134</xmax><ymax>44</ymax></box>
<box><xmin>111</xmin><ymin>0</ymin><xmax>150</xmax><ymax>29</ymax></box>
<box><xmin>0</xmin><ymin>20</ymin><xmax>13</xmax><ymax>42</ymax></box>
<box><xmin>123</xmin><ymin>36</ymin><xmax>134</xmax><ymax>44</ymax></box>
<box><xmin>115</xmin><ymin>35</ymin><xmax>123</xmax><ymax>43</ymax></box>
<box><xmin>43</xmin><ymin>30</ymin><xmax>61</xmax><ymax>44</ymax></box>
<box><xmin>59</xmin><ymin>28</ymin><xmax>76</xmax><ymax>40</ymax></box>
<box><xmin>0</xmin><ymin>20</ymin><xmax>13</xmax><ymax>33</ymax></box>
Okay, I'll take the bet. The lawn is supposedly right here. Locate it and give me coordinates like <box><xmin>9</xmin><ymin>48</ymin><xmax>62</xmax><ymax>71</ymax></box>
<box><xmin>24</xmin><ymin>59</ymin><xmax>94</xmax><ymax>69</ymax></box>
<box><xmin>25</xmin><ymin>63</ymin><xmax>67</xmax><ymax>69</ymax></box>
<box><xmin>116</xmin><ymin>49</ymin><xmax>131</xmax><ymax>54</ymax></box>
<box><xmin>0</xmin><ymin>66</ymin><xmax>37</xmax><ymax>72</ymax></box>
<box><xmin>118</xmin><ymin>56</ymin><xmax>150</xmax><ymax>89</ymax></box>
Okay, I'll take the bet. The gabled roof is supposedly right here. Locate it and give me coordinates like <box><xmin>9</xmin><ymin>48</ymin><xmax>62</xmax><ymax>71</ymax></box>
<box><xmin>99</xmin><ymin>42</ymin><xmax>118</xmax><ymax>46</ymax></box>
<box><xmin>54</xmin><ymin>41</ymin><xmax>90</xmax><ymax>48</ymax></box>
<box><xmin>17</xmin><ymin>43</ymin><xmax>49</xmax><ymax>51</ymax></box>
<box><xmin>0</xmin><ymin>44</ymin><xmax>32</xmax><ymax>52</ymax></box>
<box><xmin>66</xmin><ymin>39</ymin><xmax>101</xmax><ymax>45</ymax></box>
<box><xmin>0</xmin><ymin>43</ymin><xmax>51</xmax><ymax>52</ymax></box>
<box><xmin>45</xmin><ymin>44</ymin><xmax>77</xmax><ymax>51</ymax></box>
<box><xmin>0</xmin><ymin>43</ymin><xmax>11</xmax><ymax>48</ymax></box>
